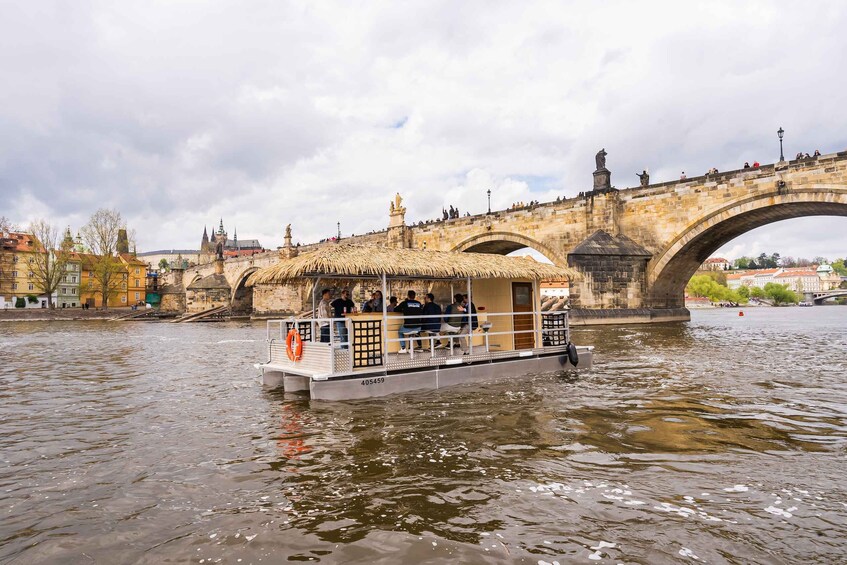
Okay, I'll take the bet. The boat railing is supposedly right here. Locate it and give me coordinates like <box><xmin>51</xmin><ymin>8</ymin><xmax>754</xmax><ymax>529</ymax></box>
<box><xmin>267</xmin><ymin>316</ymin><xmax>353</xmax><ymax>349</ymax></box>
<box><xmin>382</xmin><ymin>310</ymin><xmax>570</xmax><ymax>355</ymax></box>
<box><xmin>266</xmin><ymin>310</ymin><xmax>569</xmax><ymax>359</ymax></box>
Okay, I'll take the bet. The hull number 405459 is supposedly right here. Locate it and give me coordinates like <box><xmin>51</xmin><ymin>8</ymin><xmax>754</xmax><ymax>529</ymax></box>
<box><xmin>361</xmin><ymin>377</ymin><xmax>385</xmax><ymax>386</ymax></box>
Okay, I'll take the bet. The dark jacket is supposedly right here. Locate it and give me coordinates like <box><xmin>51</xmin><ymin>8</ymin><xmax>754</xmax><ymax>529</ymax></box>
<box><xmin>421</xmin><ymin>302</ymin><xmax>442</xmax><ymax>332</ymax></box>
<box><xmin>464</xmin><ymin>302</ymin><xmax>478</xmax><ymax>330</ymax></box>
<box><xmin>395</xmin><ymin>299</ymin><xmax>423</xmax><ymax>327</ymax></box>
<box><xmin>444</xmin><ymin>302</ymin><xmax>464</xmax><ymax>327</ymax></box>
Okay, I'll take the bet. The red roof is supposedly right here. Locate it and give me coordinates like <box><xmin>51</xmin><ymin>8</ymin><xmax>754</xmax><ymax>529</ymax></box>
<box><xmin>0</xmin><ymin>232</ymin><xmax>39</xmax><ymax>253</ymax></box>
<box><xmin>775</xmin><ymin>271</ymin><xmax>817</xmax><ymax>278</ymax></box>
<box><xmin>704</xmin><ymin>257</ymin><xmax>729</xmax><ymax>263</ymax></box>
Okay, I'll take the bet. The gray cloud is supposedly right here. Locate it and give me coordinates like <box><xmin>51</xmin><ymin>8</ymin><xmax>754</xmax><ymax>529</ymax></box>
<box><xmin>1</xmin><ymin>1</ymin><xmax>845</xmax><ymax>260</ymax></box>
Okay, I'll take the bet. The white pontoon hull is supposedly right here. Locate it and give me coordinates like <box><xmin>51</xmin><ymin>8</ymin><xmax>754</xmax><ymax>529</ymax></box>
<box><xmin>260</xmin><ymin>346</ymin><xmax>593</xmax><ymax>400</ymax></box>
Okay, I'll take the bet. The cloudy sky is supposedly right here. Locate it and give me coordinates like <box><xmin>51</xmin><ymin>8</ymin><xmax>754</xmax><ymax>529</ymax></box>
<box><xmin>2</xmin><ymin>1</ymin><xmax>846</xmax><ymax>262</ymax></box>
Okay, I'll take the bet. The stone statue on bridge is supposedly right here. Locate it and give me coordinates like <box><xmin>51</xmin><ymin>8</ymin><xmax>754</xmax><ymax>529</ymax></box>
<box><xmin>285</xmin><ymin>224</ymin><xmax>292</xmax><ymax>240</ymax></box>
<box><xmin>637</xmin><ymin>169</ymin><xmax>649</xmax><ymax>187</ymax></box>
<box><xmin>215</xmin><ymin>240</ymin><xmax>224</xmax><ymax>260</ymax></box>
<box><xmin>595</xmin><ymin>148</ymin><xmax>607</xmax><ymax>171</ymax></box>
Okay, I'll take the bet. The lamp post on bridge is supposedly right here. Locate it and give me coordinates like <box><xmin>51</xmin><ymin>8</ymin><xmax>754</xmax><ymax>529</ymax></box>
<box><xmin>487</xmin><ymin>189</ymin><xmax>491</xmax><ymax>214</ymax></box>
<box><xmin>778</xmin><ymin>127</ymin><xmax>785</xmax><ymax>162</ymax></box>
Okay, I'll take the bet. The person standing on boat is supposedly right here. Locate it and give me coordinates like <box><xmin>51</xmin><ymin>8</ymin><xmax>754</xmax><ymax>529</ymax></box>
<box><xmin>395</xmin><ymin>290</ymin><xmax>423</xmax><ymax>353</ymax></box>
<box><xmin>387</xmin><ymin>296</ymin><xmax>398</xmax><ymax>312</ymax></box>
<box><xmin>331</xmin><ymin>289</ymin><xmax>356</xmax><ymax>348</ymax></box>
<box><xmin>460</xmin><ymin>294</ymin><xmax>478</xmax><ymax>352</ymax></box>
<box><xmin>317</xmin><ymin>288</ymin><xmax>333</xmax><ymax>343</ymax></box>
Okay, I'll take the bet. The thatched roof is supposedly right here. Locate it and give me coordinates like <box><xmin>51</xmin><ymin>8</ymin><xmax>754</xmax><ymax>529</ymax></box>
<box><xmin>247</xmin><ymin>244</ymin><xmax>576</xmax><ymax>286</ymax></box>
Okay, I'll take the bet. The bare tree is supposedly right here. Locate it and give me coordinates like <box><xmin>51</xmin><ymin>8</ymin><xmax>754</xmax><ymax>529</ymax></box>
<box><xmin>0</xmin><ymin>216</ymin><xmax>18</xmax><ymax>233</ymax></box>
<box><xmin>28</xmin><ymin>220</ymin><xmax>71</xmax><ymax>309</ymax></box>
<box><xmin>81</xmin><ymin>208</ymin><xmax>125</xmax><ymax>309</ymax></box>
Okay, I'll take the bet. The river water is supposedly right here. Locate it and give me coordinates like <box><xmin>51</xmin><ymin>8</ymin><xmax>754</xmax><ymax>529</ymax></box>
<box><xmin>1</xmin><ymin>307</ymin><xmax>845</xmax><ymax>564</ymax></box>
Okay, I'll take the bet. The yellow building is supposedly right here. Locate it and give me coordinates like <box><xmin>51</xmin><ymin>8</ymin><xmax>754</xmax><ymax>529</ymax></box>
<box><xmin>0</xmin><ymin>232</ymin><xmax>53</xmax><ymax>308</ymax></box>
<box><xmin>78</xmin><ymin>252</ymin><xmax>148</xmax><ymax>308</ymax></box>
<box><xmin>120</xmin><ymin>253</ymin><xmax>148</xmax><ymax>306</ymax></box>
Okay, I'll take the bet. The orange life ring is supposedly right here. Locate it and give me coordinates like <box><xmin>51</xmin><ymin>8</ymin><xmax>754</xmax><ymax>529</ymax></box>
<box><xmin>286</xmin><ymin>329</ymin><xmax>303</xmax><ymax>361</ymax></box>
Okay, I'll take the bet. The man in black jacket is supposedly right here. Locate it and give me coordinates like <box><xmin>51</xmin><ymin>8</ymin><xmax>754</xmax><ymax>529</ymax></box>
<box><xmin>395</xmin><ymin>290</ymin><xmax>423</xmax><ymax>353</ymax></box>
<box><xmin>421</xmin><ymin>293</ymin><xmax>442</xmax><ymax>348</ymax></box>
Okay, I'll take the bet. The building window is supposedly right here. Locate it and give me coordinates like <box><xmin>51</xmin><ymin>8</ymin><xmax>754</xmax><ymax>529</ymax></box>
<box><xmin>121</xmin><ymin>295</ymin><xmax>127</xmax><ymax>303</ymax></box>
<box><xmin>12</xmin><ymin>283</ymin><xmax>17</xmax><ymax>290</ymax></box>
<box><xmin>28</xmin><ymin>283</ymin><xmax>34</xmax><ymax>291</ymax></box>
<box><xmin>28</xmin><ymin>271</ymin><xmax>34</xmax><ymax>278</ymax></box>
<box><xmin>71</xmin><ymin>276</ymin><xmax>77</xmax><ymax>283</ymax></box>
<box><xmin>134</xmin><ymin>292</ymin><xmax>140</xmax><ymax>300</ymax></box>
<box><xmin>89</xmin><ymin>271</ymin><xmax>93</xmax><ymax>277</ymax></box>
<box><xmin>72</xmin><ymin>302</ymin><xmax>76</xmax><ymax>307</ymax></box>
<box><xmin>135</xmin><ymin>268</ymin><xmax>140</xmax><ymax>274</ymax></box>
<box><xmin>12</xmin><ymin>271</ymin><xmax>17</xmax><ymax>277</ymax></box>
<box><xmin>121</xmin><ymin>282</ymin><xmax>126</xmax><ymax>290</ymax></box>
<box><xmin>28</xmin><ymin>257</ymin><xmax>33</xmax><ymax>264</ymax></box>
<box><xmin>12</xmin><ymin>256</ymin><xmax>18</xmax><ymax>263</ymax></box>
<box><xmin>135</xmin><ymin>279</ymin><xmax>140</xmax><ymax>287</ymax></box>
<box><xmin>72</xmin><ymin>288</ymin><xmax>76</xmax><ymax>295</ymax></box>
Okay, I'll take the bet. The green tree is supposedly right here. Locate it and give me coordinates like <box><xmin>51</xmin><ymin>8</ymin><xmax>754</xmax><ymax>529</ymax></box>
<box><xmin>158</xmin><ymin>258</ymin><xmax>170</xmax><ymax>272</ymax></box>
<box><xmin>736</xmin><ymin>285</ymin><xmax>750</xmax><ymax>300</ymax></box>
<box><xmin>734</xmin><ymin>257</ymin><xmax>752</xmax><ymax>269</ymax></box>
<box><xmin>749</xmin><ymin>286</ymin><xmax>765</xmax><ymax>299</ymax></box>
<box><xmin>763</xmin><ymin>282</ymin><xmax>799</xmax><ymax>305</ymax></box>
<box><xmin>686</xmin><ymin>275</ymin><xmax>745</xmax><ymax>303</ymax></box>
<box><xmin>831</xmin><ymin>258</ymin><xmax>847</xmax><ymax>276</ymax></box>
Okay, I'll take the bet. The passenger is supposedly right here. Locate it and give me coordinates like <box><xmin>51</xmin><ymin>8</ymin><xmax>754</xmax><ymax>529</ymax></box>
<box><xmin>317</xmin><ymin>288</ymin><xmax>332</xmax><ymax>343</ymax></box>
<box><xmin>395</xmin><ymin>290</ymin><xmax>423</xmax><ymax>353</ymax></box>
<box><xmin>386</xmin><ymin>296</ymin><xmax>398</xmax><ymax>312</ymax></box>
<box><xmin>460</xmin><ymin>294</ymin><xmax>479</xmax><ymax>352</ymax></box>
<box><xmin>331</xmin><ymin>288</ymin><xmax>356</xmax><ymax>348</ymax></box>
<box><xmin>439</xmin><ymin>294</ymin><xmax>465</xmax><ymax>350</ymax></box>
<box><xmin>743</xmin><ymin>162</ymin><xmax>750</xmax><ymax>169</ymax></box>
<box><xmin>421</xmin><ymin>293</ymin><xmax>442</xmax><ymax>346</ymax></box>
<box><xmin>362</xmin><ymin>290</ymin><xmax>383</xmax><ymax>313</ymax></box>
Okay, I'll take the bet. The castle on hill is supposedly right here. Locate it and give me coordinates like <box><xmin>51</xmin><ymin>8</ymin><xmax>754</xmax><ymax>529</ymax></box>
<box><xmin>200</xmin><ymin>219</ymin><xmax>265</xmax><ymax>260</ymax></box>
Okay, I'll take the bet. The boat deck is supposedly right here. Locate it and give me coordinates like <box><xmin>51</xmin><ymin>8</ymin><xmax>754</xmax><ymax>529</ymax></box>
<box><xmin>263</xmin><ymin>340</ymin><xmax>573</xmax><ymax>380</ymax></box>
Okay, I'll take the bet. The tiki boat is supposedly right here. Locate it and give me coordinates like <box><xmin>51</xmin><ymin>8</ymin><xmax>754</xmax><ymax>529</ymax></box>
<box><xmin>248</xmin><ymin>244</ymin><xmax>593</xmax><ymax>400</ymax></box>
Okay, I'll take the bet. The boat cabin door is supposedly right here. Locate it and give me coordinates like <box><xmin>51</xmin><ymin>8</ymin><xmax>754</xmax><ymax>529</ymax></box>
<box><xmin>511</xmin><ymin>282</ymin><xmax>534</xmax><ymax>350</ymax></box>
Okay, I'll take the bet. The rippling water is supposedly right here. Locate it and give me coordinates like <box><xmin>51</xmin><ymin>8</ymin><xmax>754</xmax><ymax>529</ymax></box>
<box><xmin>1</xmin><ymin>307</ymin><xmax>845</xmax><ymax>564</ymax></box>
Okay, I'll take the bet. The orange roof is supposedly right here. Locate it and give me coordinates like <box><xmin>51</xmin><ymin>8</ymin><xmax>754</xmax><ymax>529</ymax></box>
<box><xmin>775</xmin><ymin>271</ymin><xmax>817</xmax><ymax>278</ymax></box>
<box><xmin>119</xmin><ymin>253</ymin><xmax>147</xmax><ymax>266</ymax></box>
<box><xmin>704</xmin><ymin>257</ymin><xmax>729</xmax><ymax>263</ymax></box>
<box><xmin>754</xmin><ymin>268</ymin><xmax>781</xmax><ymax>275</ymax></box>
<box><xmin>1</xmin><ymin>232</ymin><xmax>40</xmax><ymax>253</ymax></box>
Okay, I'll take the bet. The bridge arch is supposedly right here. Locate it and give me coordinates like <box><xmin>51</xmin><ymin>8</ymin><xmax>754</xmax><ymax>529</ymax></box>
<box><xmin>648</xmin><ymin>187</ymin><xmax>847</xmax><ymax>308</ymax></box>
<box><xmin>231</xmin><ymin>267</ymin><xmax>259</xmax><ymax>314</ymax></box>
<box><xmin>450</xmin><ymin>231</ymin><xmax>567</xmax><ymax>265</ymax></box>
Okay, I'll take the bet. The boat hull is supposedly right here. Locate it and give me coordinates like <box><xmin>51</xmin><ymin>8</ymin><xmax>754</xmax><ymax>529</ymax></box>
<box><xmin>261</xmin><ymin>347</ymin><xmax>593</xmax><ymax>400</ymax></box>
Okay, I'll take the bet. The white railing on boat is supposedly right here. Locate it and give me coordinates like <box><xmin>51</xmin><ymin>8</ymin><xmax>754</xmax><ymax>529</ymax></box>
<box><xmin>264</xmin><ymin>310</ymin><xmax>571</xmax><ymax>378</ymax></box>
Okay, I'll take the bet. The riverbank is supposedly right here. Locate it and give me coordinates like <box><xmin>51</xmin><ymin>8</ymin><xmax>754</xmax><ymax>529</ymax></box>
<box><xmin>0</xmin><ymin>308</ymin><xmax>129</xmax><ymax>322</ymax></box>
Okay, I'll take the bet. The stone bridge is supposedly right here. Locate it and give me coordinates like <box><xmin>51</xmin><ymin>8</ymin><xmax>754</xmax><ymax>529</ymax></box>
<box><xmin>809</xmin><ymin>289</ymin><xmax>847</xmax><ymax>304</ymax></box>
<box><xmin>185</xmin><ymin>150</ymin><xmax>847</xmax><ymax>320</ymax></box>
